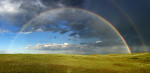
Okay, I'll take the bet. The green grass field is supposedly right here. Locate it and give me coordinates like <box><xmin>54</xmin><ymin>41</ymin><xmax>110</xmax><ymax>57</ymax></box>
<box><xmin>0</xmin><ymin>53</ymin><xmax>150</xmax><ymax>73</ymax></box>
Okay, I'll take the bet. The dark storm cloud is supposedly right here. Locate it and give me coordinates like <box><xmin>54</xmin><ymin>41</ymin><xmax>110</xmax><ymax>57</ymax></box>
<box><xmin>60</xmin><ymin>29</ymin><xmax>68</xmax><ymax>34</ymax></box>
<box><xmin>83</xmin><ymin>0</ymin><xmax>150</xmax><ymax>52</ymax></box>
<box><xmin>40</xmin><ymin>0</ymin><xmax>85</xmax><ymax>7</ymax></box>
<box><xmin>110</xmin><ymin>0</ymin><xmax>150</xmax><ymax>51</ymax></box>
<box><xmin>126</xmin><ymin>0</ymin><xmax>150</xmax><ymax>46</ymax></box>
<box><xmin>69</xmin><ymin>32</ymin><xmax>78</xmax><ymax>36</ymax></box>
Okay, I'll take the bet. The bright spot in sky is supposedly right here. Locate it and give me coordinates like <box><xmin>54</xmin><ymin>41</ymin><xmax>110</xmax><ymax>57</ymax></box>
<box><xmin>96</xmin><ymin>41</ymin><xmax>103</xmax><ymax>43</ymax></box>
<box><xmin>0</xmin><ymin>0</ymin><xmax>19</xmax><ymax>13</ymax></box>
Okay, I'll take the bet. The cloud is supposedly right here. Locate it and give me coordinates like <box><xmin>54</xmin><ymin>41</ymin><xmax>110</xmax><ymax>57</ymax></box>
<box><xmin>0</xmin><ymin>0</ymin><xmax>85</xmax><ymax>28</ymax></box>
<box><xmin>96</xmin><ymin>41</ymin><xmax>103</xmax><ymax>43</ymax></box>
<box><xmin>39</xmin><ymin>0</ymin><xmax>85</xmax><ymax>7</ymax></box>
<box><xmin>21</xmin><ymin>41</ymin><xmax>128</xmax><ymax>54</ymax></box>
<box><xmin>0</xmin><ymin>29</ymin><xmax>9</xmax><ymax>33</ymax></box>
<box><xmin>19</xmin><ymin>31</ymin><xmax>32</xmax><ymax>34</ymax></box>
<box><xmin>0</xmin><ymin>49</ymin><xmax>7</xmax><ymax>53</ymax></box>
<box><xmin>0</xmin><ymin>0</ymin><xmax>20</xmax><ymax>13</ymax></box>
<box><xmin>22</xmin><ymin>43</ymin><xmax>81</xmax><ymax>50</ymax></box>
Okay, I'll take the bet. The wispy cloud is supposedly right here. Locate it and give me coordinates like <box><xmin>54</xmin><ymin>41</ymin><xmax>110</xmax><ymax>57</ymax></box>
<box><xmin>0</xmin><ymin>49</ymin><xmax>7</xmax><ymax>54</ymax></box>
<box><xmin>19</xmin><ymin>31</ymin><xmax>32</xmax><ymax>34</ymax></box>
<box><xmin>0</xmin><ymin>29</ymin><xmax>9</xmax><ymax>33</ymax></box>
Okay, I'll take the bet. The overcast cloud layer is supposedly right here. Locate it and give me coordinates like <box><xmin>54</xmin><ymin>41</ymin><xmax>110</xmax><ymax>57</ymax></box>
<box><xmin>0</xmin><ymin>0</ymin><xmax>150</xmax><ymax>53</ymax></box>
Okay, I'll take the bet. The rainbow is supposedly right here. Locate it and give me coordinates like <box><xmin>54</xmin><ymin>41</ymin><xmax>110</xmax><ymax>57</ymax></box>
<box><xmin>110</xmin><ymin>0</ymin><xmax>146</xmax><ymax>52</ymax></box>
<box><xmin>8</xmin><ymin>7</ymin><xmax>131</xmax><ymax>53</ymax></box>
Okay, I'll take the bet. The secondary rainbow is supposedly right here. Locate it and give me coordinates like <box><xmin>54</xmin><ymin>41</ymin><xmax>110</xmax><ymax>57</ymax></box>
<box><xmin>110</xmin><ymin>0</ymin><xmax>146</xmax><ymax>52</ymax></box>
<box><xmin>8</xmin><ymin>7</ymin><xmax>132</xmax><ymax>53</ymax></box>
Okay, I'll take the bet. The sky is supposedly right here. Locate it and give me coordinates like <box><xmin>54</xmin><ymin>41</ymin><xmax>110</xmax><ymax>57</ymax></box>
<box><xmin>0</xmin><ymin>0</ymin><xmax>150</xmax><ymax>54</ymax></box>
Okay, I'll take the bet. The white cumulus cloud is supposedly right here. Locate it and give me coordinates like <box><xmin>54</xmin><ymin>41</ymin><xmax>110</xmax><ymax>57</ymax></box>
<box><xmin>0</xmin><ymin>29</ymin><xmax>9</xmax><ymax>33</ymax></box>
<box><xmin>22</xmin><ymin>43</ymin><xmax>75</xmax><ymax>50</ymax></box>
<box><xmin>96</xmin><ymin>41</ymin><xmax>103</xmax><ymax>43</ymax></box>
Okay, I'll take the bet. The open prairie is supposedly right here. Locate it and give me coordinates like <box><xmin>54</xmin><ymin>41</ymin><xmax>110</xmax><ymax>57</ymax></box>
<box><xmin>0</xmin><ymin>53</ymin><xmax>150</xmax><ymax>73</ymax></box>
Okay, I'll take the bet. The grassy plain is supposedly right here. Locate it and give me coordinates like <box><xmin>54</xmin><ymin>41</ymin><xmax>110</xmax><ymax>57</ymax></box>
<box><xmin>0</xmin><ymin>53</ymin><xmax>150</xmax><ymax>73</ymax></box>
